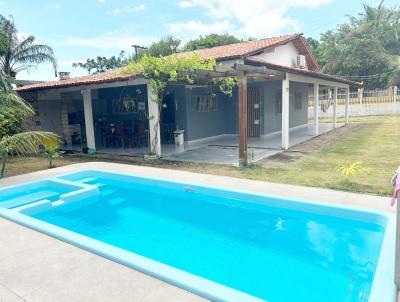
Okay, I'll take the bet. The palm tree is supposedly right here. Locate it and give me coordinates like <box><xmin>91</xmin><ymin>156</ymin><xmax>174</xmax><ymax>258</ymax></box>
<box><xmin>0</xmin><ymin>15</ymin><xmax>57</xmax><ymax>77</ymax></box>
<box><xmin>0</xmin><ymin>71</ymin><xmax>60</xmax><ymax>178</ymax></box>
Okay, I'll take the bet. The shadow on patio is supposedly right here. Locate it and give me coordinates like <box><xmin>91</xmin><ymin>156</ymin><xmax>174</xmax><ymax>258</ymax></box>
<box><xmin>162</xmin><ymin>122</ymin><xmax>344</xmax><ymax>165</ymax></box>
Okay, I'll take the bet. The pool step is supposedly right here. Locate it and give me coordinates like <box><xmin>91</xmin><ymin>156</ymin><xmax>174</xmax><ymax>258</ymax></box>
<box><xmin>91</xmin><ymin>182</ymin><xmax>107</xmax><ymax>188</ymax></box>
<box><xmin>100</xmin><ymin>189</ymin><xmax>116</xmax><ymax>197</ymax></box>
<box><xmin>2</xmin><ymin>191</ymin><xmax>60</xmax><ymax>209</ymax></box>
<box><xmin>108</xmin><ymin>197</ymin><xmax>126</xmax><ymax>206</ymax></box>
<box><xmin>78</xmin><ymin>177</ymin><xmax>97</xmax><ymax>184</ymax></box>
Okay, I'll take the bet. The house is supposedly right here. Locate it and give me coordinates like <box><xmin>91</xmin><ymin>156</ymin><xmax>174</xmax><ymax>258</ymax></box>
<box><xmin>16</xmin><ymin>33</ymin><xmax>362</xmax><ymax>164</ymax></box>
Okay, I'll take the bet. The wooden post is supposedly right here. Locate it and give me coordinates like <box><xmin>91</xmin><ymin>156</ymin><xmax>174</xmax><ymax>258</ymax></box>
<box><xmin>333</xmin><ymin>87</ymin><xmax>338</xmax><ymax>129</ymax></box>
<box><xmin>313</xmin><ymin>83</ymin><xmax>319</xmax><ymax>136</ymax></box>
<box><xmin>238</xmin><ymin>72</ymin><xmax>248</xmax><ymax>166</ymax></box>
<box><xmin>282</xmin><ymin>77</ymin><xmax>290</xmax><ymax>149</ymax></box>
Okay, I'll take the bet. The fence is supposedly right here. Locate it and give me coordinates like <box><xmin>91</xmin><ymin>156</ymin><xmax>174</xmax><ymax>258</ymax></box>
<box><xmin>308</xmin><ymin>86</ymin><xmax>400</xmax><ymax>118</ymax></box>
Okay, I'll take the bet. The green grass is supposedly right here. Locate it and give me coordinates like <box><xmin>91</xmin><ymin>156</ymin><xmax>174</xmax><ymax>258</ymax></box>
<box><xmin>241</xmin><ymin>116</ymin><xmax>400</xmax><ymax>196</ymax></box>
<box><xmin>3</xmin><ymin>116</ymin><xmax>399</xmax><ymax>196</ymax></box>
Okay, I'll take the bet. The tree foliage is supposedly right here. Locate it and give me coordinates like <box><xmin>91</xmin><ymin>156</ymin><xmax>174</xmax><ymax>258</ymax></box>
<box><xmin>73</xmin><ymin>51</ymin><xmax>130</xmax><ymax>74</ymax></box>
<box><xmin>183</xmin><ymin>33</ymin><xmax>242</xmax><ymax>51</ymax></box>
<box><xmin>0</xmin><ymin>71</ymin><xmax>60</xmax><ymax>177</ymax></box>
<box><xmin>141</xmin><ymin>36</ymin><xmax>181</xmax><ymax>58</ymax></box>
<box><xmin>76</xmin><ymin>33</ymin><xmax>243</xmax><ymax>75</ymax></box>
<box><xmin>0</xmin><ymin>14</ymin><xmax>57</xmax><ymax>77</ymax></box>
<box><xmin>308</xmin><ymin>1</ymin><xmax>400</xmax><ymax>88</ymax></box>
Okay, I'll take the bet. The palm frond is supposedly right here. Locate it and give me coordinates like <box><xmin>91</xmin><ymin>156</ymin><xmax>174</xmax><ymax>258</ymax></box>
<box><xmin>0</xmin><ymin>131</ymin><xmax>61</xmax><ymax>156</ymax></box>
<box><xmin>0</xmin><ymin>71</ymin><xmax>34</xmax><ymax>120</ymax></box>
<box><xmin>13</xmin><ymin>44</ymin><xmax>57</xmax><ymax>74</ymax></box>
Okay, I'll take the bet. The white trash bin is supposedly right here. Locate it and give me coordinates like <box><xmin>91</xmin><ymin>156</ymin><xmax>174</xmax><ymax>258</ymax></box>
<box><xmin>173</xmin><ymin>130</ymin><xmax>185</xmax><ymax>146</ymax></box>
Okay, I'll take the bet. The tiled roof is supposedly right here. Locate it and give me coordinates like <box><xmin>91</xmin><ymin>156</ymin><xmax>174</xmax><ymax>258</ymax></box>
<box><xmin>183</xmin><ymin>33</ymin><xmax>318</xmax><ymax>69</ymax></box>
<box><xmin>245</xmin><ymin>57</ymin><xmax>362</xmax><ymax>87</ymax></box>
<box><xmin>16</xmin><ymin>69</ymin><xmax>142</xmax><ymax>92</ymax></box>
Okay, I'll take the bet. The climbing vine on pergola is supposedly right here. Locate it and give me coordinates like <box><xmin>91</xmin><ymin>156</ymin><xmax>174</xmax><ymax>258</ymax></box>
<box><xmin>122</xmin><ymin>54</ymin><xmax>237</xmax><ymax>156</ymax></box>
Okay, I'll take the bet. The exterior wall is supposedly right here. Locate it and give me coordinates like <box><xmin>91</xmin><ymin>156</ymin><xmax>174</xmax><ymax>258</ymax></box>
<box><xmin>250</xmin><ymin>42</ymin><xmax>304</xmax><ymax>69</ymax></box>
<box><xmin>20</xmin><ymin>91</ymin><xmax>84</xmax><ymax>147</ymax></box>
<box><xmin>185</xmin><ymin>86</ymin><xmax>237</xmax><ymax>141</ymax></box>
<box><xmin>262</xmin><ymin>80</ymin><xmax>309</xmax><ymax>135</ymax></box>
<box><xmin>169</xmin><ymin>80</ymin><xmax>308</xmax><ymax>142</ymax></box>
<box><xmin>168</xmin><ymin>85</ymin><xmax>237</xmax><ymax>142</ymax></box>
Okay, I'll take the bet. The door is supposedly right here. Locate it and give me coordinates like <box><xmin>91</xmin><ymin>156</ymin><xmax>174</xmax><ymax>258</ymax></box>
<box><xmin>247</xmin><ymin>87</ymin><xmax>262</xmax><ymax>137</ymax></box>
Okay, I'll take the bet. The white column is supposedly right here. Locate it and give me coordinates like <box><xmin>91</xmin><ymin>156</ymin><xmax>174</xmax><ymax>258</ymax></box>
<box><xmin>333</xmin><ymin>87</ymin><xmax>338</xmax><ymax>128</ymax></box>
<box><xmin>81</xmin><ymin>89</ymin><xmax>96</xmax><ymax>151</ymax></box>
<box><xmin>147</xmin><ymin>83</ymin><xmax>161</xmax><ymax>156</ymax></box>
<box><xmin>281</xmin><ymin>77</ymin><xmax>290</xmax><ymax>150</ymax></box>
<box><xmin>345</xmin><ymin>86</ymin><xmax>350</xmax><ymax>124</ymax></box>
<box><xmin>358</xmin><ymin>88</ymin><xmax>364</xmax><ymax>104</ymax></box>
<box><xmin>313</xmin><ymin>83</ymin><xmax>319</xmax><ymax>136</ymax></box>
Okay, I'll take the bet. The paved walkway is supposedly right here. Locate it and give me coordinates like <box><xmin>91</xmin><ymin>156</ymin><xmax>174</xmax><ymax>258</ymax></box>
<box><xmin>0</xmin><ymin>163</ymin><xmax>395</xmax><ymax>302</ymax></box>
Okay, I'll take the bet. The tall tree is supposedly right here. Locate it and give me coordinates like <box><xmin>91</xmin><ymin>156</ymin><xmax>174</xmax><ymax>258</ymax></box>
<box><xmin>0</xmin><ymin>15</ymin><xmax>57</xmax><ymax>78</ymax></box>
<box><xmin>315</xmin><ymin>1</ymin><xmax>400</xmax><ymax>88</ymax></box>
<box><xmin>183</xmin><ymin>33</ymin><xmax>242</xmax><ymax>51</ymax></box>
<box><xmin>141</xmin><ymin>36</ymin><xmax>181</xmax><ymax>57</ymax></box>
<box><xmin>73</xmin><ymin>51</ymin><xmax>131</xmax><ymax>74</ymax></box>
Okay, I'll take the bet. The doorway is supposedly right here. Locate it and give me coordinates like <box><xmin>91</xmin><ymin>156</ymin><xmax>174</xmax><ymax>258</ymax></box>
<box><xmin>247</xmin><ymin>87</ymin><xmax>262</xmax><ymax>137</ymax></box>
<box><xmin>160</xmin><ymin>93</ymin><xmax>176</xmax><ymax>144</ymax></box>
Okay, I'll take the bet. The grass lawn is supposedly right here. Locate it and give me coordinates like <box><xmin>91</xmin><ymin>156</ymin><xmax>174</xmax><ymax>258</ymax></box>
<box><xmin>2</xmin><ymin>116</ymin><xmax>399</xmax><ymax>196</ymax></box>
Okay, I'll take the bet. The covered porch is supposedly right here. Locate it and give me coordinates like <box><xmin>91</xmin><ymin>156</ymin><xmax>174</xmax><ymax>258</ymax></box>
<box><xmin>163</xmin><ymin>122</ymin><xmax>344</xmax><ymax>165</ymax></box>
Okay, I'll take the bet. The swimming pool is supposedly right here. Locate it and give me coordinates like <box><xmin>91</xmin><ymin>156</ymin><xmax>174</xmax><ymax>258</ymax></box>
<box><xmin>0</xmin><ymin>169</ymin><xmax>396</xmax><ymax>302</ymax></box>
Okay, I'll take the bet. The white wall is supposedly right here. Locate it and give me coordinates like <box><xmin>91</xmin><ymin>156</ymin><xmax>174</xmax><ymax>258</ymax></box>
<box><xmin>250</xmin><ymin>42</ymin><xmax>304</xmax><ymax>69</ymax></box>
<box><xmin>308</xmin><ymin>102</ymin><xmax>400</xmax><ymax>119</ymax></box>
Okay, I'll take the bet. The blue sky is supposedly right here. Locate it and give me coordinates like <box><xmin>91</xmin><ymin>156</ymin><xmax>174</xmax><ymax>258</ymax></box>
<box><xmin>2</xmin><ymin>0</ymin><xmax>398</xmax><ymax>81</ymax></box>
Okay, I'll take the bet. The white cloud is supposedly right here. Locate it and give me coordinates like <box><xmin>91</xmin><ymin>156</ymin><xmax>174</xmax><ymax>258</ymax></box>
<box><xmin>45</xmin><ymin>2</ymin><xmax>61</xmax><ymax>10</ymax></box>
<box><xmin>59</xmin><ymin>30</ymin><xmax>153</xmax><ymax>50</ymax></box>
<box><xmin>97</xmin><ymin>0</ymin><xmax>105</xmax><ymax>4</ymax></box>
<box><xmin>112</xmin><ymin>4</ymin><xmax>146</xmax><ymax>14</ymax></box>
<box><xmin>173</xmin><ymin>0</ymin><xmax>333</xmax><ymax>37</ymax></box>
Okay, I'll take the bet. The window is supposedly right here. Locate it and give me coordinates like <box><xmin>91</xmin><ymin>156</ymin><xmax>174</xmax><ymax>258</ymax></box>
<box><xmin>275</xmin><ymin>89</ymin><xmax>282</xmax><ymax>114</ymax></box>
<box><xmin>196</xmin><ymin>94</ymin><xmax>218</xmax><ymax>112</ymax></box>
<box><xmin>295</xmin><ymin>90</ymin><xmax>303</xmax><ymax>110</ymax></box>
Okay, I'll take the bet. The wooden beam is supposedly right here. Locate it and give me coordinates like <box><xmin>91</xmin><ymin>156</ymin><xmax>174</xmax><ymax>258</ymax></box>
<box><xmin>238</xmin><ymin>71</ymin><xmax>248</xmax><ymax>166</ymax></box>
<box><xmin>235</xmin><ymin>63</ymin><xmax>284</xmax><ymax>77</ymax></box>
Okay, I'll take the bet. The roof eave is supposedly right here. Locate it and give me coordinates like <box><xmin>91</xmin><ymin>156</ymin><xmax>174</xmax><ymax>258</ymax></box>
<box><xmin>244</xmin><ymin>58</ymin><xmax>362</xmax><ymax>88</ymax></box>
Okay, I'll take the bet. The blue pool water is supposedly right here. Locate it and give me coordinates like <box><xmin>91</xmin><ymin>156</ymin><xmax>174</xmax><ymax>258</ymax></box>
<box><xmin>19</xmin><ymin>171</ymin><xmax>387</xmax><ymax>302</ymax></box>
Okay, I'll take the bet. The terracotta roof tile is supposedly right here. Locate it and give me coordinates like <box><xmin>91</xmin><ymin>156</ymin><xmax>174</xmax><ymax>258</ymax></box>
<box><xmin>16</xmin><ymin>69</ymin><xmax>142</xmax><ymax>92</ymax></box>
<box><xmin>184</xmin><ymin>34</ymin><xmax>302</xmax><ymax>61</ymax></box>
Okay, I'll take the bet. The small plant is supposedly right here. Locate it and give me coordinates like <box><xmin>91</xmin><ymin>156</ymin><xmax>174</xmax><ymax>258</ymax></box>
<box><xmin>42</xmin><ymin>139</ymin><xmax>64</xmax><ymax>168</ymax></box>
<box><xmin>248</xmin><ymin>149</ymin><xmax>256</xmax><ymax>168</ymax></box>
<box><xmin>338</xmin><ymin>161</ymin><xmax>370</xmax><ymax>180</ymax></box>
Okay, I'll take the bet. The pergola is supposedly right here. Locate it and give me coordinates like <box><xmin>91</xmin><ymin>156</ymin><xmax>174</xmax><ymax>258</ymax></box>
<box><xmin>185</xmin><ymin>62</ymin><xmax>361</xmax><ymax>166</ymax></box>
<box><xmin>187</xmin><ymin>63</ymin><xmax>285</xmax><ymax>165</ymax></box>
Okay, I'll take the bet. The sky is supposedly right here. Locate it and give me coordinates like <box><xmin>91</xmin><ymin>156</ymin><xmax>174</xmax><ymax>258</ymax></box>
<box><xmin>1</xmin><ymin>0</ymin><xmax>398</xmax><ymax>81</ymax></box>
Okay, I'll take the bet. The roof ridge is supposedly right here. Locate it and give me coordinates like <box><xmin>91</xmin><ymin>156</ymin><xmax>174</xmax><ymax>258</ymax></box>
<box><xmin>184</xmin><ymin>33</ymin><xmax>302</xmax><ymax>54</ymax></box>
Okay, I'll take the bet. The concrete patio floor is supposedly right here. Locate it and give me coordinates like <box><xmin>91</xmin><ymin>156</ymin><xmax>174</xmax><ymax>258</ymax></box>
<box><xmin>163</xmin><ymin>122</ymin><xmax>344</xmax><ymax>165</ymax></box>
<box><xmin>0</xmin><ymin>162</ymin><xmax>395</xmax><ymax>302</ymax></box>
